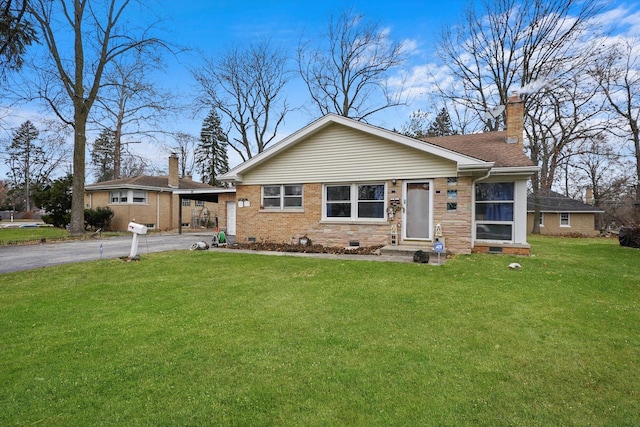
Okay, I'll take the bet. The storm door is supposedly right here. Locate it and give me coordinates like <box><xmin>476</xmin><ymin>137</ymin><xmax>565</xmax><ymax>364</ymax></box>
<box><xmin>404</xmin><ymin>181</ymin><xmax>432</xmax><ymax>240</ymax></box>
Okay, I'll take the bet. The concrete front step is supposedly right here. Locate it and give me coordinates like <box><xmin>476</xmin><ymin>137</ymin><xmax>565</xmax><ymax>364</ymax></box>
<box><xmin>380</xmin><ymin>244</ymin><xmax>446</xmax><ymax>264</ymax></box>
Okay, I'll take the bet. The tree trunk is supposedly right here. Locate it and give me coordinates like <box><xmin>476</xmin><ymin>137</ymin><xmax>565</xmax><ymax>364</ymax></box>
<box><xmin>633</xmin><ymin>124</ymin><xmax>640</xmax><ymax>224</ymax></box>
<box><xmin>69</xmin><ymin>109</ymin><xmax>88</xmax><ymax>235</ymax></box>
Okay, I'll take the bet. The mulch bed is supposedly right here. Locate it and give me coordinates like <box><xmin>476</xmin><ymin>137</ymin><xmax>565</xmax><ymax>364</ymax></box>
<box><xmin>227</xmin><ymin>242</ymin><xmax>383</xmax><ymax>255</ymax></box>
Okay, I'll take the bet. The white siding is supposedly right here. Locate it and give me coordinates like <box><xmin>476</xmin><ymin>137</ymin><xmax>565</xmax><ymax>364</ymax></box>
<box><xmin>240</xmin><ymin>124</ymin><xmax>457</xmax><ymax>184</ymax></box>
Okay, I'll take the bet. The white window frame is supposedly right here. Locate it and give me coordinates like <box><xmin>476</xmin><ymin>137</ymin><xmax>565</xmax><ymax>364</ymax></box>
<box><xmin>110</xmin><ymin>190</ymin><xmax>127</xmax><ymax>204</ymax></box>
<box><xmin>261</xmin><ymin>184</ymin><xmax>303</xmax><ymax>210</ymax></box>
<box><xmin>539</xmin><ymin>212</ymin><xmax>544</xmax><ymax>227</ymax></box>
<box><xmin>109</xmin><ymin>190</ymin><xmax>148</xmax><ymax>205</ymax></box>
<box><xmin>322</xmin><ymin>182</ymin><xmax>387</xmax><ymax>222</ymax></box>
<box><xmin>560</xmin><ymin>212</ymin><xmax>570</xmax><ymax>227</ymax></box>
<box><xmin>182</xmin><ymin>199</ymin><xmax>191</xmax><ymax>207</ymax></box>
<box><xmin>474</xmin><ymin>182</ymin><xmax>515</xmax><ymax>243</ymax></box>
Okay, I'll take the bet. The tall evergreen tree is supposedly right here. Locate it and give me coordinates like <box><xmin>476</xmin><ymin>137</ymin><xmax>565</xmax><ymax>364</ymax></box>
<box><xmin>0</xmin><ymin>0</ymin><xmax>37</xmax><ymax>75</ymax></box>
<box><xmin>197</xmin><ymin>109</ymin><xmax>229</xmax><ymax>187</ymax></box>
<box><xmin>90</xmin><ymin>129</ymin><xmax>117</xmax><ymax>182</ymax></box>
<box><xmin>6</xmin><ymin>120</ymin><xmax>42</xmax><ymax>211</ymax></box>
<box><xmin>427</xmin><ymin>108</ymin><xmax>457</xmax><ymax>137</ymax></box>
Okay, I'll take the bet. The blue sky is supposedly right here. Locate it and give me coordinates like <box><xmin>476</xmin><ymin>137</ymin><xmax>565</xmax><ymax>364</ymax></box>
<box><xmin>155</xmin><ymin>0</ymin><xmax>475</xmax><ymax>138</ymax></box>
<box><xmin>2</xmin><ymin>0</ymin><xmax>640</xmax><ymax>179</ymax></box>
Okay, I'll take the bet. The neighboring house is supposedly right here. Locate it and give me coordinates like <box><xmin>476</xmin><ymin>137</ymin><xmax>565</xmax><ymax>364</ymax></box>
<box><xmin>85</xmin><ymin>154</ymin><xmax>235</xmax><ymax>232</ymax></box>
<box><xmin>219</xmin><ymin>95</ymin><xmax>539</xmax><ymax>255</ymax></box>
<box><xmin>527</xmin><ymin>191</ymin><xmax>604</xmax><ymax>236</ymax></box>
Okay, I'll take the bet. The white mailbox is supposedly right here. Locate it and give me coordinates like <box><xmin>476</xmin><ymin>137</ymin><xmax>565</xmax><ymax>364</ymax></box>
<box><xmin>127</xmin><ymin>222</ymin><xmax>147</xmax><ymax>235</ymax></box>
<box><xmin>127</xmin><ymin>222</ymin><xmax>147</xmax><ymax>258</ymax></box>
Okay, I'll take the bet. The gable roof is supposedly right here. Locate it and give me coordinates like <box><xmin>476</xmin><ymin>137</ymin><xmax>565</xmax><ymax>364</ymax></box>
<box><xmin>85</xmin><ymin>175</ymin><xmax>218</xmax><ymax>192</ymax></box>
<box><xmin>527</xmin><ymin>191</ymin><xmax>604</xmax><ymax>213</ymax></box>
<box><xmin>221</xmin><ymin>114</ymin><xmax>513</xmax><ymax>182</ymax></box>
<box><xmin>422</xmin><ymin>131</ymin><xmax>535</xmax><ymax>168</ymax></box>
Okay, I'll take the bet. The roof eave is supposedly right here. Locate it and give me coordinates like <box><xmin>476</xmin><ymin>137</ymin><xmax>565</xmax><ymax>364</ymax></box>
<box><xmin>222</xmin><ymin>114</ymin><xmax>491</xmax><ymax>179</ymax></box>
<box><xmin>173</xmin><ymin>188</ymin><xmax>236</xmax><ymax>195</ymax></box>
<box><xmin>85</xmin><ymin>184</ymin><xmax>171</xmax><ymax>192</ymax></box>
<box><xmin>489</xmin><ymin>166</ymin><xmax>540</xmax><ymax>177</ymax></box>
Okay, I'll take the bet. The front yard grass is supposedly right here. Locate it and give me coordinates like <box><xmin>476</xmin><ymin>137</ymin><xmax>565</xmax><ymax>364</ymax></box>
<box><xmin>0</xmin><ymin>226</ymin><xmax>123</xmax><ymax>245</ymax></box>
<box><xmin>0</xmin><ymin>235</ymin><xmax>638</xmax><ymax>425</ymax></box>
<box><xmin>0</xmin><ymin>226</ymin><xmax>69</xmax><ymax>245</ymax></box>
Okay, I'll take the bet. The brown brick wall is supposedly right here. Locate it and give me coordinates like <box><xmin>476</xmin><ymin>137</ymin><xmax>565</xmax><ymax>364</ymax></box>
<box><xmin>235</xmin><ymin>183</ymin><xmax>394</xmax><ymax>247</ymax></box>
<box><xmin>216</xmin><ymin>193</ymin><xmax>235</xmax><ymax>231</ymax></box>
<box><xmin>431</xmin><ymin>177</ymin><xmax>473</xmax><ymax>254</ymax></box>
<box><xmin>473</xmin><ymin>244</ymin><xmax>531</xmax><ymax>256</ymax></box>
<box><xmin>527</xmin><ymin>212</ymin><xmax>597</xmax><ymax>236</ymax></box>
<box><xmin>85</xmin><ymin>191</ymin><xmax>219</xmax><ymax>231</ymax></box>
<box><xmin>235</xmin><ymin>179</ymin><xmax>475</xmax><ymax>253</ymax></box>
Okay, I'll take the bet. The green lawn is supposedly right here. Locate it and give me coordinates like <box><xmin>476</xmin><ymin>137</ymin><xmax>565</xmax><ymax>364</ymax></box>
<box><xmin>0</xmin><ymin>236</ymin><xmax>638</xmax><ymax>426</ymax></box>
<box><xmin>0</xmin><ymin>226</ymin><xmax>69</xmax><ymax>245</ymax></box>
<box><xmin>0</xmin><ymin>226</ymin><xmax>122</xmax><ymax>245</ymax></box>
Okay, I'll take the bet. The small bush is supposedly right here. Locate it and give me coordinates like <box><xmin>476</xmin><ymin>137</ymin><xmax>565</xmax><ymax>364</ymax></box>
<box><xmin>42</xmin><ymin>212</ymin><xmax>70</xmax><ymax>229</ymax></box>
<box><xmin>619</xmin><ymin>226</ymin><xmax>640</xmax><ymax>248</ymax></box>
<box><xmin>84</xmin><ymin>206</ymin><xmax>115</xmax><ymax>231</ymax></box>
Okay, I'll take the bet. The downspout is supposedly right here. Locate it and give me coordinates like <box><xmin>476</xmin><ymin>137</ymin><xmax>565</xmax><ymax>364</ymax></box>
<box><xmin>178</xmin><ymin>194</ymin><xmax>183</xmax><ymax>235</ymax></box>
<box><xmin>156</xmin><ymin>192</ymin><xmax>160</xmax><ymax>231</ymax></box>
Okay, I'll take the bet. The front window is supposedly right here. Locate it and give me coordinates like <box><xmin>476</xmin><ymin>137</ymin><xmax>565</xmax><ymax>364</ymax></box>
<box><xmin>325</xmin><ymin>183</ymin><xmax>385</xmax><ymax>220</ymax></box>
<box><xmin>262</xmin><ymin>184</ymin><xmax>303</xmax><ymax>210</ymax></box>
<box><xmin>475</xmin><ymin>182</ymin><xmax>514</xmax><ymax>241</ymax></box>
<box><xmin>560</xmin><ymin>212</ymin><xmax>570</xmax><ymax>226</ymax></box>
<box><xmin>132</xmin><ymin>191</ymin><xmax>147</xmax><ymax>204</ymax></box>
<box><xmin>109</xmin><ymin>190</ymin><xmax>147</xmax><ymax>205</ymax></box>
<box><xmin>182</xmin><ymin>199</ymin><xmax>191</xmax><ymax>207</ymax></box>
<box><xmin>110</xmin><ymin>191</ymin><xmax>127</xmax><ymax>203</ymax></box>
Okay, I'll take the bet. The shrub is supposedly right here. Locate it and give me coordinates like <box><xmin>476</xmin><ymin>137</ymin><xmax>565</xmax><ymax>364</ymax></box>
<box><xmin>619</xmin><ymin>226</ymin><xmax>640</xmax><ymax>248</ymax></box>
<box><xmin>42</xmin><ymin>212</ymin><xmax>70</xmax><ymax>228</ymax></box>
<box><xmin>84</xmin><ymin>206</ymin><xmax>114</xmax><ymax>231</ymax></box>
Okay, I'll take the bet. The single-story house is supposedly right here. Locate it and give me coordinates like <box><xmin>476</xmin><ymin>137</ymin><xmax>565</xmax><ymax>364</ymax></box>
<box><xmin>219</xmin><ymin>95</ymin><xmax>539</xmax><ymax>255</ymax></box>
<box><xmin>527</xmin><ymin>191</ymin><xmax>604</xmax><ymax>236</ymax></box>
<box><xmin>84</xmin><ymin>154</ymin><xmax>235</xmax><ymax>232</ymax></box>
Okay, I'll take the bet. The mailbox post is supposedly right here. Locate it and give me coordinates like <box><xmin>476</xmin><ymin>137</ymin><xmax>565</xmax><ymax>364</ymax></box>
<box><xmin>127</xmin><ymin>222</ymin><xmax>148</xmax><ymax>258</ymax></box>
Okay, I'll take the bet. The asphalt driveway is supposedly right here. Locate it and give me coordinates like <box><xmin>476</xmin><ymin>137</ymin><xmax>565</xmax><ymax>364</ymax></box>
<box><xmin>0</xmin><ymin>232</ymin><xmax>215</xmax><ymax>274</ymax></box>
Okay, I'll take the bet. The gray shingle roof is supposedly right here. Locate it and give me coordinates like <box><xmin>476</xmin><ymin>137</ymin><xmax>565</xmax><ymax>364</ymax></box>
<box><xmin>86</xmin><ymin>175</ymin><xmax>216</xmax><ymax>190</ymax></box>
<box><xmin>527</xmin><ymin>191</ymin><xmax>604</xmax><ymax>213</ymax></box>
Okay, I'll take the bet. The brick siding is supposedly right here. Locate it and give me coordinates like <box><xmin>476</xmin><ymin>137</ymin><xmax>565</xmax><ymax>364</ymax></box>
<box><xmin>234</xmin><ymin>178</ymin><xmax>475</xmax><ymax>253</ymax></box>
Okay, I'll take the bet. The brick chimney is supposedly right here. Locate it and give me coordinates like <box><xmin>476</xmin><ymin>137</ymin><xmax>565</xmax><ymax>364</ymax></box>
<box><xmin>168</xmin><ymin>153</ymin><xmax>179</xmax><ymax>188</ymax></box>
<box><xmin>506</xmin><ymin>94</ymin><xmax>524</xmax><ymax>148</ymax></box>
<box><xmin>586</xmin><ymin>187</ymin><xmax>594</xmax><ymax>205</ymax></box>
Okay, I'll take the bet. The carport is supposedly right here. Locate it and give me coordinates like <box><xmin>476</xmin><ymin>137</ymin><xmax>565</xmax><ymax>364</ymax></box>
<box><xmin>173</xmin><ymin>188</ymin><xmax>236</xmax><ymax>235</ymax></box>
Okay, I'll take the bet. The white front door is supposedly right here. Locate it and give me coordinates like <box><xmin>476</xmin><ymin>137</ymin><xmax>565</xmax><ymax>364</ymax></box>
<box><xmin>403</xmin><ymin>181</ymin><xmax>432</xmax><ymax>240</ymax></box>
<box><xmin>226</xmin><ymin>201</ymin><xmax>236</xmax><ymax>235</ymax></box>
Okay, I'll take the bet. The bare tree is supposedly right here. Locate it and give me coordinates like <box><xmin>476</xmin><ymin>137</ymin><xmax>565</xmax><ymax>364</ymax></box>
<box><xmin>434</xmin><ymin>0</ymin><xmax>603</xmax><ymax>131</ymax></box>
<box><xmin>165</xmin><ymin>132</ymin><xmax>198</xmax><ymax>178</ymax></box>
<box><xmin>593</xmin><ymin>39</ymin><xmax>640</xmax><ymax>222</ymax></box>
<box><xmin>297</xmin><ymin>9</ymin><xmax>406</xmax><ymax>121</ymax></box>
<box><xmin>27</xmin><ymin>0</ymin><xmax>165</xmax><ymax>234</ymax></box>
<box><xmin>566</xmin><ymin>135</ymin><xmax>629</xmax><ymax>228</ymax></box>
<box><xmin>434</xmin><ymin>0</ymin><xmax>606</xmax><ymax>234</ymax></box>
<box><xmin>400</xmin><ymin>109</ymin><xmax>431</xmax><ymax>139</ymax></box>
<box><xmin>193</xmin><ymin>39</ymin><xmax>291</xmax><ymax>162</ymax></box>
<box><xmin>93</xmin><ymin>45</ymin><xmax>179</xmax><ymax>179</ymax></box>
